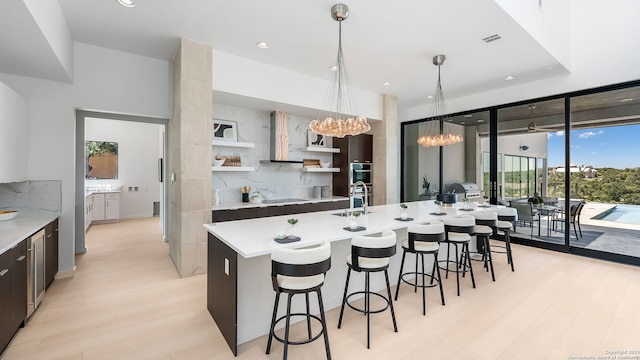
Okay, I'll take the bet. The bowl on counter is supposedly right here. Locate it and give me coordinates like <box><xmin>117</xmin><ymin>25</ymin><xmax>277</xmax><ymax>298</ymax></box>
<box><xmin>212</xmin><ymin>158</ymin><xmax>226</xmax><ymax>167</ymax></box>
<box><xmin>0</xmin><ymin>210</ymin><xmax>19</xmax><ymax>221</ymax></box>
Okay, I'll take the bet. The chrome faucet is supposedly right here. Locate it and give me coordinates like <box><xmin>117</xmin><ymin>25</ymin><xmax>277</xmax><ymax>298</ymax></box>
<box><xmin>351</xmin><ymin>181</ymin><xmax>369</xmax><ymax>215</ymax></box>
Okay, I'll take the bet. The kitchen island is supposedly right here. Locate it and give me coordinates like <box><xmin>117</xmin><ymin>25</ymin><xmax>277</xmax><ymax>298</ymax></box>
<box><xmin>204</xmin><ymin>200</ymin><xmax>485</xmax><ymax>355</ymax></box>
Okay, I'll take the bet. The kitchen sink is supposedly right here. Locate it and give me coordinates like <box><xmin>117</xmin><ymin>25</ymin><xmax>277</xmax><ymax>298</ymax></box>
<box><xmin>332</xmin><ymin>209</ymin><xmax>372</xmax><ymax>216</ymax></box>
<box><xmin>262</xmin><ymin>198</ymin><xmax>307</xmax><ymax>204</ymax></box>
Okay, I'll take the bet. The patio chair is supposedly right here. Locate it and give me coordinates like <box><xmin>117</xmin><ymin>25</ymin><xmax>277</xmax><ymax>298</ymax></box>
<box><xmin>552</xmin><ymin>201</ymin><xmax>585</xmax><ymax>240</ymax></box>
<box><xmin>509</xmin><ymin>202</ymin><xmax>539</xmax><ymax>239</ymax></box>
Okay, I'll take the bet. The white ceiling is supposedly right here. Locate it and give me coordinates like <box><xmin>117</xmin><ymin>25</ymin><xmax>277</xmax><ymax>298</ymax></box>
<box><xmin>2</xmin><ymin>0</ymin><xmax>568</xmax><ymax>109</ymax></box>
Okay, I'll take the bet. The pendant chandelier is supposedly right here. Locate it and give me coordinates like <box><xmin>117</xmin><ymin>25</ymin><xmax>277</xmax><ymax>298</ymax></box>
<box><xmin>309</xmin><ymin>3</ymin><xmax>370</xmax><ymax>138</ymax></box>
<box><xmin>417</xmin><ymin>55</ymin><xmax>463</xmax><ymax>147</ymax></box>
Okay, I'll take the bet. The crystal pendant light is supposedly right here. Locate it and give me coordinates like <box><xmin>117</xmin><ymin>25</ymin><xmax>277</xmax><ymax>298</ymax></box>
<box><xmin>309</xmin><ymin>4</ymin><xmax>370</xmax><ymax>138</ymax></box>
<box><xmin>417</xmin><ymin>55</ymin><xmax>463</xmax><ymax>147</ymax></box>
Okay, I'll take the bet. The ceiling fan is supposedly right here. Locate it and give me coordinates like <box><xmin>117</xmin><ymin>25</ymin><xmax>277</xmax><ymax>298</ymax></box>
<box><xmin>526</xmin><ymin>104</ymin><xmax>556</xmax><ymax>132</ymax></box>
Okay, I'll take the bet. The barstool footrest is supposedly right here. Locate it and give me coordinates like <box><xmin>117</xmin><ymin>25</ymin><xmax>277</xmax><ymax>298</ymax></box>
<box><xmin>399</xmin><ymin>272</ymin><xmax>440</xmax><ymax>289</ymax></box>
<box><xmin>271</xmin><ymin>312</ymin><xmax>326</xmax><ymax>346</ymax></box>
<box><xmin>344</xmin><ymin>291</ymin><xmax>391</xmax><ymax>315</ymax></box>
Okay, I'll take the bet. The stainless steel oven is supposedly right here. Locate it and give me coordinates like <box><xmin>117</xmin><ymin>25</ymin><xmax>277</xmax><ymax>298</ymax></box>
<box><xmin>349</xmin><ymin>163</ymin><xmax>372</xmax><ymax>186</ymax></box>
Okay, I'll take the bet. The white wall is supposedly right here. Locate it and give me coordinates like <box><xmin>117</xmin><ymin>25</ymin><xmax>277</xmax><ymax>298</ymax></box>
<box><xmin>85</xmin><ymin>118</ymin><xmax>161</xmax><ymax>219</ymax></box>
<box><xmin>0</xmin><ymin>42</ymin><xmax>171</xmax><ymax>273</ymax></box>
<box><xmin>212</xmin><ymin>50</ymin><xmax>384</xmax><ymax>122</ymax></box>
<box><xmin>402</xmin><ymin>0</ymin><xmax>640</xmax><ymax>121</ymax></box>
<box><xmin>0</xmin><ymin>81</ymin><xmax>28</xmax><ymax>182</ymax></box>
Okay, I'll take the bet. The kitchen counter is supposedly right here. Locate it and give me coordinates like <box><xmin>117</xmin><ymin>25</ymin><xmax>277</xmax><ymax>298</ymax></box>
<box><xmin>85</xmin><ymin>189</ymin><xmax>121</xmax><ymax>198</ymax></box>
<box><xmin>212</xmin><ymin>196</ymin><xmax>349</xmax><ymax>211</ymax></box>
<box><xmin>204</xmin><ymin>200</ymin><xmax>494</xmax><ymax>352</ymax></box>
<box><xmin>0</xmin><ymin>207</ymin><xmax>60</xmax><ymax>255</ymax></box>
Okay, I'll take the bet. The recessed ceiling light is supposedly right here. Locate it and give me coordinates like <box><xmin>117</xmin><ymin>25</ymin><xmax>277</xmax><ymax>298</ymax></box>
<box><xmin>545</xmin><ymin>66</ymin><xmax>553</xmax><ymax>71</ymax></box>
<box><xmin>382</xmin><ymin>81</ymin><xmax>391</xmax><ymax>86</ymax></box>
<box><xmin>256</xmin><ymin>42</ymin><xmax>269</xmax><ymax>49</ymax></box>
<box><xmin>463</xmin><ymin>114</ymin><xmax>473</xmax><ymax>118</ymax></box>
<box><xmin>460</xmin><ymin>121</ymin><xmax>465</xmax><ymax>125</ymax></box>
<box><xmin>477</xmin><ymin>119</ymin><xmax>485</xmax><ymax>123</ymax></box>
<box><xmin>329</xmin><ymin>65</ymin><xmax>338</xmax><ymax>71</ymax></box>
<box><xmin>505</xmin><ymin>75</ymin><xmax>515</xmax><ymax>81</ymax></box>
<box><xmin>427</xmin><ymin>95</ymin><xmax>434</xmax><ymax>99</ymax></box>
<box><xmin>117</xmin><ymin>0</ymin><xmax>135</xmax><ymax>8</ymax></box>
<box><xmin>620</xmin><ymin>98</ymin><xmax>634</xmax><ymax>102</ymax></box>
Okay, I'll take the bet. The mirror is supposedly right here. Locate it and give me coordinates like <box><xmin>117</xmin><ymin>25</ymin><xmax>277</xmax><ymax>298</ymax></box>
<box><xmin>85</xmin><ymin>141</ymin><xmax>118</xmax><ymax>179</ymax></box>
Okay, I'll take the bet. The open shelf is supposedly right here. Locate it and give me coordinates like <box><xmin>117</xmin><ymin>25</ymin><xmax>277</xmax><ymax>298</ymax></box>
<box><xmin>301</xmin><ymin>167</ymin><xmax>340</xmax><ymax>173</ymax></box>
<box><xmin>212</xmin><ymin>166</ymin><xmax>255</xmax><ymax>172</ymax></box>
<box><xmin>305</xmin><ymin>147</ymin><xmax>340</xmax><ymax>153</ymax></box>
<box><xmin>212</xmin><ymin>140</ymin><xmax>255</xmax><ymax>148</ymax></box>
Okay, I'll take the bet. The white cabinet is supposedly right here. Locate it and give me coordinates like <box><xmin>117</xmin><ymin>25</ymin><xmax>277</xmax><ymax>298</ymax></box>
<box><xmin>105</xmin><ymin>193</ymin><xmax>120</xmax><ymax>220</ymax></box>
<box><xmin>91</xmin><ymin>193</ymin><xmax>120</xmax><ymax>222</ymax></box>
<box><xmin>92</xmin><ymin>193</ymin><xmax>105</xmax><ymax>221</ymax></box>
<box><xmin>85</xmin><ymin>195</ymin><xmax>94</xmax><ymax>231</ymax></box>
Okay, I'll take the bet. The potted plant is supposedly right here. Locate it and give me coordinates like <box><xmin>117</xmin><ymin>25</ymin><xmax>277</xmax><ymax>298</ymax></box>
<box><xmin>350</xmin><ymin>211</ymin><xmax>361</xmax><ymax>229</ymax></box>
<box><xmin>422</xmin><ymin>175</ymin><xmax>431</xmax><ymax>195</ymax></box>
<box><xmin>287</xmin><ymin>218</ymin><xmax>298</xmax><ymax>232</ymax></box>
<box><xmin>400</xmin><ymin>203</ymin><xmax>408</xmax><ymax>219</ymax></box>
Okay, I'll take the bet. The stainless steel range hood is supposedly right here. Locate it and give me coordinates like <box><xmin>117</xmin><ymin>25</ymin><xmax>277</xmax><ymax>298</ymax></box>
<box><xmin>261</xmin><ymin>111</ymin><xmax>303</xmax><ymax>164</ymax></box>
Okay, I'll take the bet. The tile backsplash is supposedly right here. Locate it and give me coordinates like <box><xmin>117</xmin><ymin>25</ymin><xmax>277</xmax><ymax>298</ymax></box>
<box><xmin>212</xmin><ymin>105</ymin><xmax>334</xmax><ymax>205</ymax></box>
<box><xmin>0</xmin><ymin>180</ymin><xmax>62</xmax><ymax>211</ymax></box>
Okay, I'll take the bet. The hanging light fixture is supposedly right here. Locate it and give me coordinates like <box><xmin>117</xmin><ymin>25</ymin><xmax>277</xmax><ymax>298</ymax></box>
<box><xmin>309</xmin><ymin>3</ymin><xmax>370</xmax><ymax>138</ymax></box>
<box><xmin>417</xmin><ymin>55</ymin><xmax>463</xmax><ymax>147</ymax></box>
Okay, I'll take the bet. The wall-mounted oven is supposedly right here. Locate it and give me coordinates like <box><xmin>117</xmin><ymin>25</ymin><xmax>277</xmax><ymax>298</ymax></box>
<box><xmin>349</xmin><ymin>163</ymin><xmax>372</xmax><ymax>186</ymax></box>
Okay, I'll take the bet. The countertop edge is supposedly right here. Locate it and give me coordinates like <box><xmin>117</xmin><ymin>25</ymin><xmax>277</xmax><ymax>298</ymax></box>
<box><xmin>0</xmin><ymin>208</ymin><xmax>60</xmax><ymax>255</ymax></box>
<box><xmin>212</xmin><ymin>196</ymin><xmax>349</xmax><ymax>211</ymax></box>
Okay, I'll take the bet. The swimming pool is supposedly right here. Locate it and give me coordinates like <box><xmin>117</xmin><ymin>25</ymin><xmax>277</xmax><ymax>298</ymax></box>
<box><xmin>593</xmin><ymin>204</ymin><xmax>640</xmax><ymax>225</ymax></box>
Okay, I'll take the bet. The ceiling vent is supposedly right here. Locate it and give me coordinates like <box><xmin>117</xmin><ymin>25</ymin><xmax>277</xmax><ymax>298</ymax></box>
<box><xmin>482</xmin><ymin>34</ymin><xmax>502</xmax><ymax>43</ymax></box>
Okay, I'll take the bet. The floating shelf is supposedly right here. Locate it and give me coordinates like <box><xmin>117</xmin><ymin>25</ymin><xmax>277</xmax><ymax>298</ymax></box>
<box><xmin>212</xmin><ymin>166</ymin><xmax>255</xmax><ymax>172</ymax></box>
<box><xmin>212</xmin><ymin>140</ymin><xmax>255</xmax><ymax>148</ymax></box>
<box><xmin>305</xmin><ymin>147</ymin><xmax>340</xmax><ymax>153</ymax></box>
<box><xmin>301</xmin><ymin>167</ymin><xmax>340</xmax><ymax>173</ymax></box>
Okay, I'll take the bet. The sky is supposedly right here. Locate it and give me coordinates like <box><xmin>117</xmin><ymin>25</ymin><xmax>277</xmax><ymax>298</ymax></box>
<box><xmin>547</xmin><ymin>124</ymin><xmax>640</xmax><ymax>169</ymax></box>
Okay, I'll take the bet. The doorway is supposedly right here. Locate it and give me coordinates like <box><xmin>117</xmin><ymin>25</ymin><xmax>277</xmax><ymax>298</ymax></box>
<box><xmin>75</xmin><ymin>110</ymin><xmax>169</xmax><ymax>254</ymax></box>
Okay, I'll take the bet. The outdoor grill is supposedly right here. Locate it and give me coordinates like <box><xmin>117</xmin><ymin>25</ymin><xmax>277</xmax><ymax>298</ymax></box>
<box><xmin>443</xmin><ymin>182</ymin><xmax>482</xmax><ymax>200</ymax></box>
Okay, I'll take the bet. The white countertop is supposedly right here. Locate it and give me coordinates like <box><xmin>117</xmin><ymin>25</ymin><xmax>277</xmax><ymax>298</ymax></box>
<box><xmin>0</xmin><ymin>207</ymin><xmax>60</xmax><ymax>255</ymax></box>
<box><xmin>212</xmin><ymin>196</ymin><xmax>349</xmax><ymax>211</ymax></box>
<box><xmin>204</xmin><ymin>201</ymin><xmax>502</xmax><ymax>258</ymax></box>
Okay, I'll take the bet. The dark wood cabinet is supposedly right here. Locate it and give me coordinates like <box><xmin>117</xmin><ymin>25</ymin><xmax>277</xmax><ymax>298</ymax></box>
<box><xmin>333</xmin><ymin>133</ymin><xmax>373</xmax><ymax>164</ymax></box>
<box><xmin>45</xmin><ymin>218</ymin><xmax>59</xmax><ymax>289</ymax></box>
<box><xmin>1</xmin><ymin>239</ymin><xmax>27</xmax><ymax>354</ymax></box>
<box><xmin>212</xmin><ymin>200</ymin><xmax>349</xmax><ymax>222</ymax></box>
<box><xmin>332</xmin><ymin>134</ymin><xmax>373</xmax><ymax>197</ymax></box>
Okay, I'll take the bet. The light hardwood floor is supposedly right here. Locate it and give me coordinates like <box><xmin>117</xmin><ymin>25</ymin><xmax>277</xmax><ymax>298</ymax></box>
<box><xmin>4</xmin><ymin>218</ymin><xmax>640</xmax><ymax>359</ymax></box>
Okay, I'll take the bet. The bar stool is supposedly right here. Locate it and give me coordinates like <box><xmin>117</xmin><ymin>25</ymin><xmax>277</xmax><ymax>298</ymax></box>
<box><xmin>338</xmin><ymin>230</ymin><xmax>397</xmax><ymax>349</ymax></box>
<box><xmin>468</xmin><ymin>211</ymin><xmax>496</xmax><ymax>281</ymax></box>
<box><xmin>266</xmin><ymin>242</ymin><xmax>332</xmax><ymax>360</ymax></box>
<box><xmin>439</xmin><ymin>215</ymin><xmax>476</xmax><ymax>296</ymax></box>
<box><xmin>394</xmin><ymin>222</ymin><xmax>446</xmax><ymax>315</ymax></box>
<box><xmin>496</xmin><ymin>207</ymin><xmax>516</xmax><ymax>272</ymax></box>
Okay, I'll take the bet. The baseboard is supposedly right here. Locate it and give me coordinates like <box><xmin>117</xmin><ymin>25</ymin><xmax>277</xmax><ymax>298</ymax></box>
<box><xmin>54</xmin><ymin>266</ymin><xmax>77</xmax><ymax>279</ymax></box>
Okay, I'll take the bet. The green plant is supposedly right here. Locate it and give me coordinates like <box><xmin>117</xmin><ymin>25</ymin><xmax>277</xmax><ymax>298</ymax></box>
<box><xmin>352</xmin><ymin>211</ymin><xmax>361</xmax><ymax>218</ymax></box>
<box><xmin>400</xmin><ymin>203</ymin><xmax>407</xmax><ymax>209</ymax></box>
<box><xmin>287</xmin><ymin>218</ymin><xmax>298</xmax><ymax>225</ymax></box>
<box><xmin>422</xmin><ymin>175</ymin><xmax>430</xmax><ymax>190</ymax></box>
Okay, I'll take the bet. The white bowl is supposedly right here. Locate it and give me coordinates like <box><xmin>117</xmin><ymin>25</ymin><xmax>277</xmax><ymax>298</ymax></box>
<box><xmin>319</xmin><ymin>161</ymin><xmax>331</xmax><ymax>168</ymax></box>
<box><xmin>0</xmin><ymin>210</ymin><xmax>18</xmax><ymax>221</ymax></box>
<box><xmin>212</xmin><ymin>158</ymin><xmax>225</xmax><ymax>167</ymax></box>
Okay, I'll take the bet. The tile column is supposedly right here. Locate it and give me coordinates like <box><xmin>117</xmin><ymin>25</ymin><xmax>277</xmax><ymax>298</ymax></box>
<box><xmin>371</xmin><ymin>94</ymin><xmax>399</xmax><ymax>205</ymax></box>
<box><xmin>168</xmin><ymin>39</ymin><xmax>213</xmax><ymax>277</ymax></box>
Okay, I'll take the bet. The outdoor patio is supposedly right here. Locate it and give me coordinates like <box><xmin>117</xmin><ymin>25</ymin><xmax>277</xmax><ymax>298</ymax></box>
<box><xmin>508</xmin><ymin>202</ymin><xmax>640</xmax><ymax>258</ymax></box>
